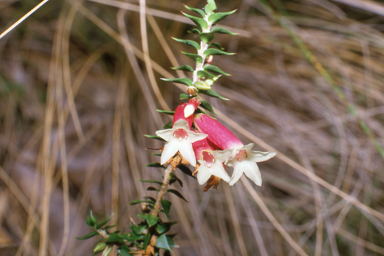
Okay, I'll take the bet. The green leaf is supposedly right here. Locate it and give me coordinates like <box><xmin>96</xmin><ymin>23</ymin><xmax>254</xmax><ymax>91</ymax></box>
<box><xmin>205</xmin><ymin>0</ymin><xmax>217</xmax><ymax>15</ymax></box>
<box><xmin>104</xmin><ymin>225</ymin><xmax>116</xmax><ymax>231</ymax></box>
<box><xmin>161</xmin><ymin>77</ymin><xmax>192</xmax><ymax>86</ymax></box>
<box><xmin>94</xmin><ymin>242</ymin><xmax>107</xmax><ymax>253</ymax></box>
<box><xmin>118</xmin><ymin>245</ymin><xmax>131</xmax><ymax>256</ymax></box>
<box><xmin>185</xmin><ymin>5</ymin><xmax>205</xmax><ymax>17</ymax></box>
<box><xmin>199</xmin><ymin>89</ymin><xmax>229</xmax><ymax>100</ymax></box>
<box><xmin>209</xmin><ymin>42</ymin><xmax>224</xmax><ymax>50</ymax></box>
<box><xmin>169</xmin><ymin>173</ymin><xmax>183</xmax><ymax>187</ymax></box>
<box><xmin>180</xmin><ymin>93</ymin><xmax>189</xmax><ymax>100</ymax></box>
<box><xmin>152</xmin><ymin>152</ymin><xmax>161</xmax><ymax>156</ymax></box>
<box><xmin>131</xmin><ymin>224</ymin><xmax>147</xmax><ymax>235</ymax></box>
<box><xmin>161</xmin><ymin>199</ymin><xmax>172</xmax><ymax>219</ymax></box>
<box><xmin>138</xmin><ymin>179</ymin><xmax>164</xmax><ymax>185</ymax></box>
<box><xmin>182</xmin><ymin>52</ymin><xmax>203</xmax><ymax>64</ymax></box>
<box><xmin>182</xmin><ymin>12</ymin><xmax>208</xmax><ymax>30</ymax></box>
<box><xmin>144</xmin><ymin>135</ymin><xmax>165</xmax><ymax>141</ymax></box>
<box><xmin>162</xmin><ymin>121</ymin><xmax>172</xmax><ymax>129</ymax></box>
<box><xmin>204</xmin><ymin>48</ymin><xmax>234</xmax><ymax>56</ymax></box>
<box><xmin>167</xmin><ymin>189</ymin><xmax>188</xmax><ymax>202</ymax></box>
<box><xmin>208</xmin><ymin>10</ymin><xmax>237</xmax><ymax>25</ymax></box>
<box><xmin>172</xmin><ymin>65</ymin><xmax>194</xmax><ymax>72</ymax></box>
<box><xmin>156</xmin><ymin>234</ymin><xmax>172</xmax><ymax>252</ymax></box>
<box><xmin>96</xmin><ymin>214</ymin><xmax>114</xmax><ymax>229</ymax></box>
<box><xmin>105</xmin><ymin>233</ymin><xmax>124</xmax><ymax>243</ymax></box>
<box><xmin>188</xmin><ymin>28</ymin><xmax>201</xmax><ymax>34</ymax></box>
<box><xmin>197</xmin><ymin>70</ymin><xmax>217</xmax><ymax>80</ymax></box>
<box><xmin>147</xmin><ymin>186</ymin><xmax>160</xmax><ymax>192</ymax></box>
<box><xmin>166</xmin><ymin>235</ymin><xmax>178</xmax><ymax>248</ymax></box>
<box><xmin>146</xmin><ymin>215</ymin><xmax>159</xmax><ymax>227</ymax></box>
<box><xmin>146</xmin><ymin>162</ymin><xmax>165</xmax><ymax>168</ymax></box>
<box><xmin>204</xmin><ymin>65</ymin><xmax>230</xmax><ymax>76</ymax></box>
<box><xmin>177</xmin><ymin>164</ymin><xmax>194</xmax><ymax>177</ymax></box>
<box><xmin>89</xmin><ymin>211</ymin><xmax>98</xmax><ymax>226</ymax></box>
<box><xmin>212</xmin><ymin>27</ymin><xmax>237</xmax><ymax>35</ymax></box>
<box><xmin>155</xmin><ymin>222</ymin><xmax>175</xmax><ymax>235</ymax></box>
<box><xmin>143</xmin><ymin>232</ymin><xmax>151</xmax><ymax>252</ymax></box>
<box><xmin>200</xmin><ymin>101</ymin><xmax>217</xmax><ymax>114</ymax></box>
<box><xmin>172</xmin><ymin>38</ymin><xmax>200</xmax><ymax>50</ymax></box>
<box><xmin>86</xmin><ymin>216</ymin><xmax>93</xmax><ymax>227</ymax></box>
<box><xmin>156</xmin><ymin>109</ymin><xmax>175</xmax><ymax>115</ymax></box>
<box><xmin>200</xmin><ymin>32</ymin><xmax>215</xmax><ymax>44</ymax></box>
<box><xmin>76</xmin><ymin>231</ymin><xmax>99</xmax><ymax>240</ymax></box>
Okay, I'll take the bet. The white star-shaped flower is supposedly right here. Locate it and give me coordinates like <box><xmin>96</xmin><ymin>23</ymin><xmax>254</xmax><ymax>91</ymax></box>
<box><xmin>156</xmin><ymin>119</ymin><xmax>207</xmax><ymax>166</ymax></box>
<box><xmin>196</xmin><ymin>150</ymin><xmax>232</xmax><ymax>185</ymax></box>
<box><xmin>227</xmin><ymin>143</ymin><xmax>276</xmax><ymax>186</ymax></box>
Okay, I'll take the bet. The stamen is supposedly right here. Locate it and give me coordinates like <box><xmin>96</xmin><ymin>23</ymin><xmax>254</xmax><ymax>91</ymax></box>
<box><xmin>235</xmin><ymin>149</ymin><xmax>247</xmax><ymax>162</ymax></box>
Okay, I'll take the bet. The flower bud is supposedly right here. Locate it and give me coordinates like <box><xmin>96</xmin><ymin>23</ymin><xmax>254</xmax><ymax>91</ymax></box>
<box><xmin>194</xmin><ymin>81</ymin><xmax>211</xmax><ymax>90</ymax></box>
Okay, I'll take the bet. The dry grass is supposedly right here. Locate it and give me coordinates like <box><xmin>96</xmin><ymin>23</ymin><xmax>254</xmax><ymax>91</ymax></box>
<box><xmin>1</xmin><ymin>0</ymin><xmax>384</xmax><ymax>255</ymax></box>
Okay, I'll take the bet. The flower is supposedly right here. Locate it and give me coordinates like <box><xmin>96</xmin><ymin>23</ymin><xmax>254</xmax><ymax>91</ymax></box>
<box><xmin>227</xmin><ymin>143</ymin><xmax>276</xmax><ymax>186</ymax></box>
<box><xmin>192</xmin><ymin>138</ymin><xmax>232</xmax><ymax>186</ymax></box>
<box><xmin>194</xmin><ymin>114</ymin><xmax>276</xmax><ymax>186</ymax></box>
<box><xmin>156</xmin><ymin>104</ymin><xmax>207</xmax><ymax>166</ymax></box>
<box><xmin>184</xmin><ymin>98</ymin><xmax>200</xmax><ymax>118</ymax></box>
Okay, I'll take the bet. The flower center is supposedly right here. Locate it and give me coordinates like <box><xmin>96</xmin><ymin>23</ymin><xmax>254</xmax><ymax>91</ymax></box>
<box><xmin>173</xmin><ymin>128</ymin><xmax>188</xmax><ymax>141</ymax></box>
<box><xmin>235</xmin><ymin>149</ymin><xmax>248</xmax><ymax>162</ymax></box>
<box><xmin>202</xmin><ymin>150</ymin><xmax>215</xmax><ymax>168</ymax></box>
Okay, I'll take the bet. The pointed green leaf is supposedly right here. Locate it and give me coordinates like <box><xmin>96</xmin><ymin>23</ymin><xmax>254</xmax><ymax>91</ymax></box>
<box><xmin>104</xmin><ymin>225</ymin><xmax>116</xmax><ymax>231</ymax></box>
<box><xmin>161</xmin><ymin>77</ymin><xmax>192</xmax><ymax>86</ymax></box>
<box><xmin>180</xmin><ymin>93</ymin><xmax>189</xmax><ymax>100</ymax></box>
<box><xmin>204</xmin><ymin>48</ymin><xmax>234</xmax><ymax>56</ymax></box>
<box><xmin>212</xmin><ymin>27</ymin><xmax>237</xmax><ymax>35</ymax></box>
<box><xmin>89</xmin><ymin>211</ymin><xmax>98</xmax><ymax>226</ymax></box>
<box><xmin>167</xmin><ymin>189</ymin><xmax>188</xmax><ymax>202</ymax></box>
<box><xmin>188</xmin><ymin>28</ymin><xmax>201</xmax><ymax>34</ymax></box>
<box><xmin>94</xmin><ymin>242</ymin><xmax>107</xmax><ymax>253</ymax></box>
<box><xmin>146</xmin><ymin>162</ymin><xmax>165</xmax><ymax>168</ymax></box>
<box><xmin>166</xmin><ymin>235</ymin><xmax>178</xmax><ymax>248</ymax></box>
<box><xmin>185</xmin><ymin>5</ymin><xmax>205</xmax><ymax>17</ymax></box>
<box><xmin>147</xmin><ymin>186</ymin><xmax>160</xmax><ymax>192</ymax></box>
<box><xmin>76</xmin><ymin>231</ymin><xmax>99</xmax><ymax>240</ymax></box>
<box><xmin>146</xmin><ymin>215</ymin><xmax>159</xmax><ymax>227</ymax></box>
<box><xmin>199</xmin><ymin>89</ymin><xmax>229</xmax><ymax>100</ymax></box>
<box><xmin>172</xmin><ymin>65</ymin><xmax>194</xmax><ymax>72</ymax></box>
<box><xmin>155</xmin><ymin>222</ymin><xmax>175</xmax><ymax>235</ymax></box>
<box><xmin>182</xmin><ymin>12</ymin><xmax>208</xmax><ymax>30</ymax></box>
<box><xmin>200</xmin><ymin>32</ymin><xmax>215</xmax><ymax>44</ymax></box>
<box><xmin>172</xmin><ymin>38</ymin><xmax>200</xmax><ymax>50</ymax></box>
<box><xmin>200</xmin><ymin>101</ymin><xmax>217</xmax><ymax>114</ymax></box>
<box><xmin>86</xmin><ymin>216</ymin><xmax>93</xmax><ymax>227</ymax></box>
<box><xmin>156</xmin><ymin>109</ymin><xmax>175</xmax><ymax>115</ymax></box>
<box><xmin>131</xmin><ymin>224</ymin><xmax>147</xmax><ymax>235</ymax></box>
<box><xmin>143</xmin><ymin>232</ymin><xmax>151</xmax><ymax>252</ymax></box>
<box><xmin>204</xmin><ymin>65</ymin><xmax>230</xmax><ymax>76</ymax></box>
<box><xmin>208</xmin><ymin>10</ymin><xmax>237</xmax><ymax>25</ymax></box>
<box><xmin>105</xmin><ymin>233</ymin><xmax>124</xmax><ymax>243</ymax></box>
<box><xmin>156</xmin><ymin>234</ymin><xmax>172</xmax><ymax>252</ymax></box>
<box><xmin>197</xmin><ymin>70</ymin><xmax>217</xmax><ymax>80</ymax></box>
<box><xmin>152</xmin><ymin>152</ymin><xmax>161</xmax><ymax>156</ymax></box>
<box><xmin>169</xmin><ymin>173</ymin><xmax>183</xmax><ymax>187</ymax></box>
<box><xmin>162</xmin><ymin>121</ymin><xmax>172</xmax><ymax>129</ymax></box>
<box><xmin>205</xmin><ymin>0</ymin><xmax>217</xmax><ymax>15</ymax></box>
<box><xmin>138</xmin><ymin>179</ymin><xmax>163</xmax><ymax>185</ymax></box>
<box><xmin>161</xmin><ymin>199</ymin><xmax>172</xmax><ymax>219</ymax></box>
<box><xmin>118</xmin><ymin>245</ymin><xmax>131</xmax><ymax>256</ymax></box>
<box><xmin>144</xmin><ymin>134</ymin><xmax>165</xmax><ymax>141</ymax></box>
<box><xmin>96</xmin><ymin>214</ymin><xmax>114</xmax><ymax>229</ymax></box>
<box><xmin>182</xmin><ymin>52</ymin><xmax>203</xmax><ymax>64</ymax></box>
<box><xmin>177</xmin><ymin>164</ymin><xmax>194</xmax><ymax>177</ymax></box>
<box><xmin>195</xmin><ymin>108</ymin><xmax>207</xmax><ymax>115</ymax></box>
<box><xmin>209</xmin><ymin>42</ymin><xmax>224</xmax><ymax>50</ymax></box>
<box><xmin>129</xmin><ymin>200</ymin><xmax>156</xmax><ymax>206</ymax></box>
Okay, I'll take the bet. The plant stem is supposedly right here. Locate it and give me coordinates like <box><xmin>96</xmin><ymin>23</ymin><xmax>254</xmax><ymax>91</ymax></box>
<box><xmin>152</xmin><ymin>165</ymin><xmax>173</xmax><ymax>217</ymax></box>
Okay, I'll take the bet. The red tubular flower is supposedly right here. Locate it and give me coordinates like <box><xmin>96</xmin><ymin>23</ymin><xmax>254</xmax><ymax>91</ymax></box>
<box><xmin>184</xmin><ymin>98</ymin><xmax>200</xmax><ymax>118</ymax></box>
<box><xmin>173</xmin><ymin>103</ymin><xmax>193</xmax><ymax>128</ymax></box>
<box><xmin>194</xmin><ymin>114</ymin><xmax>276</xmax><ymax>186</ymax></box>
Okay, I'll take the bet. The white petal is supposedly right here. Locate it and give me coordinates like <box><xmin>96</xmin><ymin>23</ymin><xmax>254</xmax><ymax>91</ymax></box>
<box><xmin>242</xmin><ymin>143</ymin><xmax>254</xmax><ymax>152</ymax></box>
<box><xmin>196</xmin><ymin>165</ymin><xmax>212</xmax><ymax>185</ymax></box>
<box><xmin>173</xmin><ymin>119</ymin><xmax>189</xmax><ymax>129</ymax></box>
<box><xmin>179</xmin><ymin>140</ymin><xmax>196</xmax><ymax>166</ymax></box>
<box><xmin>160</xmin><ymin>139</ymin><xmax>180</xmax><ymax>165</ymax></box>
<box><xmin>212</xmin><ymin>149</ymin><xmax>233</xmax><ymax>163</ymax></box>
<box><xmin>249</xmin><ymin>151</ymin><xmax>276</xmax><ymax>163</ymax></box>
<box><xmin>184</xmin><ymin>104</ymin><xmax>195</xmax><ymax>118</ymax></box>
<box><xmin>229</xmin><ymin>162</ymin><xmax>244</xmax><ymax>186</ymax></box>
<box><xmin>242</xmin><ymin>161</ymin><xmax>262</xmax><ymax>186</ymax></box>
<box><xmin>209</xmin><ymin>162</ymin><xmax>231</xmax><ymax>182</ymax></box>
<box><xmin>187</xmin><ymin>131</ymin><xmax>207</xmax><ymax>143</ymax></box>
<box><xmin>156</xmin><ymin>128</ymin><xmax>174</xmax><ymax>142</ymax></box>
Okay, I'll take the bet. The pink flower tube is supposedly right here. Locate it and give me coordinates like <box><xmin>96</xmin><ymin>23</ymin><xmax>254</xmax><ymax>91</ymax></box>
<box><xmin>194</xmin><ymin>114</ymin><xmax>276</xmax><ymax>186</ymax></box>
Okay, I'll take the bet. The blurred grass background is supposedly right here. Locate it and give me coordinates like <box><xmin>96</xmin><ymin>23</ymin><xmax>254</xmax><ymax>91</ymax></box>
<box><xmin>1</xmin><ymin>0</ymin><xmax>384</xmax><ymax>255</ymax></box>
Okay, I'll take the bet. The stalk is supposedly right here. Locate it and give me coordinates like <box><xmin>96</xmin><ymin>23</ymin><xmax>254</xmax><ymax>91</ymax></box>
<box><xmin>151</xmin><ymin>165</ymin><xmax>174</xmax><ymax>217</ymax></box>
